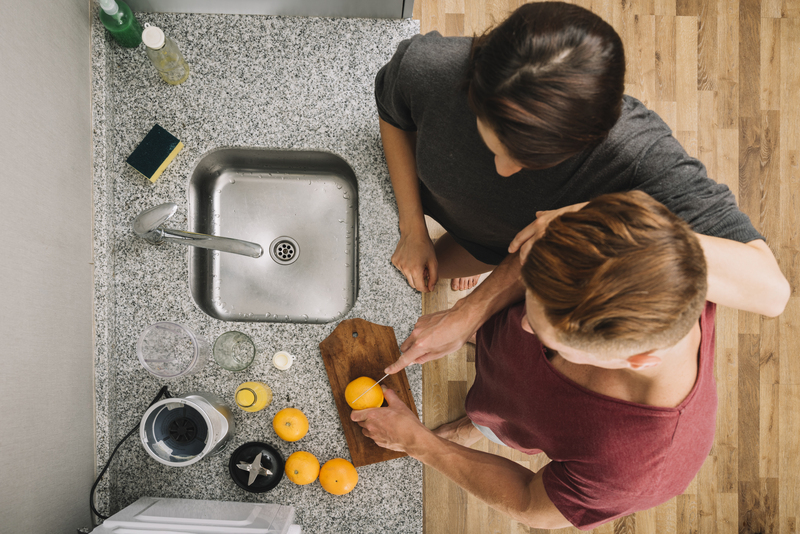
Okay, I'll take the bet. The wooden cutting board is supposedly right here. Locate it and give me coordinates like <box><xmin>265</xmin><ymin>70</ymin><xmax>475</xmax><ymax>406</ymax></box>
<box><xmin>319</xmin><ymin>318</ymin><xmax>417</xmax><ymax>467</ymax></box>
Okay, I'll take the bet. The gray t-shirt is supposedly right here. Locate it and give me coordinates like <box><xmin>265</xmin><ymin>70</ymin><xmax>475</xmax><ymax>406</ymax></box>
<box><xmin>375</xmin><ymin>32</ymin><xmax>762</xmax><ymax>265</ymax></box>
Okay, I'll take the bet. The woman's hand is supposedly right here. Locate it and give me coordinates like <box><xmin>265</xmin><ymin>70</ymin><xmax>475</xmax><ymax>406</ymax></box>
<box><xmin>392</xmin><ymin>229</ymin><xmax>439</xmax><ymax>293</ymax></box>
<box><xmin>508</xmin><ymin>202</ymin><xmax>588</xmax><ymax>261</ymax></box>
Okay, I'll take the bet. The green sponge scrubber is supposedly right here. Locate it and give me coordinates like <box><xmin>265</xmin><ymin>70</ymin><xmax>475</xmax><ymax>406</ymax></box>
<box><xmin>126</xmin><ymin>124</ymin><xmax>184</xmax><ymax>183</ymax></box>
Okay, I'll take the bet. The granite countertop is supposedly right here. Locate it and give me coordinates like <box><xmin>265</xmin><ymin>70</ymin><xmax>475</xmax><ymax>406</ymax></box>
<box><xmin>91</xmin><ymin>11</ymin><xmax>422</xmax><ymax>533</ymax></box>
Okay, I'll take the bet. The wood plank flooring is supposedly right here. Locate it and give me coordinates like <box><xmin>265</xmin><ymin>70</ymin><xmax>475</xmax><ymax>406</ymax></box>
<box><xmin>410</xmin><ymin>0</ymin><xmax>800</xmax><ymax>532</ymax></box>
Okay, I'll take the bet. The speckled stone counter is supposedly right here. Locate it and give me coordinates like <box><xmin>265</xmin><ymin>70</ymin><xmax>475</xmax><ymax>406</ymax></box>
<box><xmin>91</xmin><ymin>12</ymin><xmax>421</xmax><ymax>533</ymax></box>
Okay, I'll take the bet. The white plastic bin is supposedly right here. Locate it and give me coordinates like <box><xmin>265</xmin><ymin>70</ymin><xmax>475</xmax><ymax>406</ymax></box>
<box><xmin>91</xmin><ymin>497</ymin><xmax>301</xmax><ymax>533</ymax></box>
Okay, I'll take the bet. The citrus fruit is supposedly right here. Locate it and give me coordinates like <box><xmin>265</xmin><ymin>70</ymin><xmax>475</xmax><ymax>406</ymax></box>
<box><xmin>319</xmin><ymin>458</ymin><xmax>358</xmax><ymax>495</ymax></box>
<box><xmin>345</xmin><ymin>376</ymin><xmax>384</xmax><ymax>410</ymax></box>
<box><xmin>284</xmin><ymin>451</ymin><xmax>320</xmax><ymax>485</ymax></box>
<box><xmin>272</xmin><ymin>407</ymin><xmax>309</xmax><ymax>442</ymax></box>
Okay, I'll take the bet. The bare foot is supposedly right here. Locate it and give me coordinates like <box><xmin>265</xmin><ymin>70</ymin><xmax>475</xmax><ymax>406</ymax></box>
<box><xmin>433</xmin><ymin>415</ymin><xmax>484</xmax><ymax>447</ymax></box>
<box><xmin>450</xmin><ymin>275</ymin><xmax>482</xmax><ymax>291</ymax></box>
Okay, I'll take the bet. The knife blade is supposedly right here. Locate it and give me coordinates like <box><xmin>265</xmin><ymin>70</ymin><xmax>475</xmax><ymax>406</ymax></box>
<box><xmin>236</xmin><ymin>452</ymin><xmax>273</xmax><ymax>486</ymax></box>
<box><xmin>350</xmin><ymin>373</ymin><xmax>389</xmax><ymax>405</ymax></box>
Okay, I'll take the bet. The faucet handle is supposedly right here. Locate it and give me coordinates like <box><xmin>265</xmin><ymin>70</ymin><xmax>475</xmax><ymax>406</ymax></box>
<box><xmin>134</xmin><ymin>203</ymin><xmax>178</xmax><ymax>242</ymax></box>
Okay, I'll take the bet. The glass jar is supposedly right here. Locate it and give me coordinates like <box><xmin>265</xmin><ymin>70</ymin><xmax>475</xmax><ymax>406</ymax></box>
<box><xmin>142</xmin><ymin>24</ymin><xmax>189</xmax><ymax>85</ymax></box>
<box><xmin>235</xmin><ymin>381</ymin><xmax>273</xmax><ymax>412</ymax></box>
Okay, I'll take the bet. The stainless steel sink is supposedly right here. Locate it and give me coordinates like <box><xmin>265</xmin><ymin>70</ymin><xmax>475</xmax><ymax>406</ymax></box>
<box><xmin>188</xmin><ymin>148</ymin><xmax>358</xmax><ymax>323</ymax></box>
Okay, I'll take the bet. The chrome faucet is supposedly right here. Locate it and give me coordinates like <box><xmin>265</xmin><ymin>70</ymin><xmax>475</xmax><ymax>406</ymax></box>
<box><xmin>133</xmin><ymin>203</ymin><xmax>263</xmax><ymax>258</ymax></box>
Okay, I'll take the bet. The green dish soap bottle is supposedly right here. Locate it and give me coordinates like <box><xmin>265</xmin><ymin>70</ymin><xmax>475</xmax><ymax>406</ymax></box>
<box><xmin>98</xmin><ymin>0</ymin><xmax>143</xmax><ymax>48</ymax></box>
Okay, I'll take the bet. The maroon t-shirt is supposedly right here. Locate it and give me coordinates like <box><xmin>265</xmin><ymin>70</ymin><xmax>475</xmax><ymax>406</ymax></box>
<box><xmin>465</xmin><ymin>302</ymin><xmax>717</xmax><ymax>529</ymax></box>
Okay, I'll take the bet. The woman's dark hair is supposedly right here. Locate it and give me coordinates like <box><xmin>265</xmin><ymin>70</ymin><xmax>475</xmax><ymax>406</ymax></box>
<box><xmin>466</xmin><ymin>2</ymin><xmax>626</xmax><ymax>169</ymax></box>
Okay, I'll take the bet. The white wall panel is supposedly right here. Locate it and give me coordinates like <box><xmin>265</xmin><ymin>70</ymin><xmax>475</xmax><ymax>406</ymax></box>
<box><xmin>0</xmin><ymin>0</ymin><xmax>95</xmax><ymax>532</ymax></box>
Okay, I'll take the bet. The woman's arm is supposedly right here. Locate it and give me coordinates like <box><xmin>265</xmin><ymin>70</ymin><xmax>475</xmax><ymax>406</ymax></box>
<box><xmin>380</xmin><ymin>118</ymin><xmax>439</xmax><ymax>293</ymax></box>
<box><xmin>698</xmin><ymin>236</ymin><xmax>790</xmax><ymax>317</ymax></box>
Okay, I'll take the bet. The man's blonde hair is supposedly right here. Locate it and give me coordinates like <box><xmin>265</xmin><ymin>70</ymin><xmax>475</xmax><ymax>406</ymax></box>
<box><xmin>521</xmin><ymin>191</ymin><xmax>708</xmax><ymax>357</ymax></box>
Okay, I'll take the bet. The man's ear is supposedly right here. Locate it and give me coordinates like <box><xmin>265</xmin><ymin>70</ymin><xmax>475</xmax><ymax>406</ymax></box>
<box><xmin>626</xmin><ymin>353</ymin><xmax>662</xmax><ymax>370</ymax></box>
<box><xmin>521</xmin><ymin>312</ymin><xmax>534</xmax><ymax>334</ymax></box>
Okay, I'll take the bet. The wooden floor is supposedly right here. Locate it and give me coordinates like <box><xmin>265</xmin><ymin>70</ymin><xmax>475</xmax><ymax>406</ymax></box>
<box><xmin>411</xmin><ymin>0</ymin><xmax>800</xmax><ymax>532</ymax></box>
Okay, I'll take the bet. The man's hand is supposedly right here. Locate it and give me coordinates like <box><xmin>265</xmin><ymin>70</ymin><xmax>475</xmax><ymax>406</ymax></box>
<box><xmin>391</xmin><ymin>229</ymin><xmax>438</xmax><ymax>293</ymax></box>
<box><xmin>386</xmin><ymin>252</ymin><xmax>528</xmax><ymax>375</ymax></box>
<box><xmin>385</xmin><ymin>302</ymin><xmax>481</xmax><ymax>374</ymax></box>
<box><xmin>508</xmin><ymin>202</ymin><xmax>588</xmax><ymax>261</ymax></box>
<box><xmin>351</xmin><ymin>387</ymin><xmax>428</xmax><ymax>453</ymax></box>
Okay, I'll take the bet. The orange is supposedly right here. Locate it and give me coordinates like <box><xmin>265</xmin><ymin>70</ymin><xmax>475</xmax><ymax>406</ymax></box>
<box><xmin>284</xmin><ymin>451</ymin><xmax>320</xmax><ymax>485</ymax></box>
<box><xmin>345</xmin><ymin>376</ymin><xmax>384</xmax><ymax>410</ymax></box>
<box><xmin>319</xmin><ymin>458</ymin><xmax>358</xmax><ymax>495</ymax></box>
<box><xmin>272</xmin><ymin>408</ymin><xmax>309</xmax><ymax>442</ymax></box>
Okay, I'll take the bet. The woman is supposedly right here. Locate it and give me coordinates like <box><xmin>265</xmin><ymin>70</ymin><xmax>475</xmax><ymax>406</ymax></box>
<box><xmin>354</xmin><ymin>191</ymin><xmax>722</xmax><ymax>529</ymax></box>
<box><xmin>377</xmin><ymin>1</ymin><xmax>787</xmax><ymax>363</ymax></box>
<box><xmin>380</xmin><ymin>1</ymin><xmax>759</xmax><ymax>292</ymax></box>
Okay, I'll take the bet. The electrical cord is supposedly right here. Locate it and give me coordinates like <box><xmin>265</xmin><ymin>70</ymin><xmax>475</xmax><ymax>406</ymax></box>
<box><xmin>90</xmin><ymin>385</ymin><xmax>171</xmax><ymax>521</ymax></box>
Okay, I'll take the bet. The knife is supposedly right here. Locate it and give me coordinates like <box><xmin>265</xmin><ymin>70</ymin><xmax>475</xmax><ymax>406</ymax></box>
<box><xmin>350</xmin><ymin>373</ymin><xmax>389</xmax><ymax>405</ymax></box>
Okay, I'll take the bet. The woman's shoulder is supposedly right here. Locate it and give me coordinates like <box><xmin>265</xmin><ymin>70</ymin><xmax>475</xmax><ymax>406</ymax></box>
<box><xmin>608</xmin><ymin>95</ymin><xmax>673</xmax><ymax>143</ymax></box>
<box><xmin>392</xmin><ymin>31</ymin><xmax>473</xmax><ymax>84</ymax></box>
<box><xmin>376</xmin><ymin>32</ymin><xmax>474</xmax><ymax>130</ymax></box>
<box><xmin>586</xmin><ymin>95</ymin><xmax>680</xmax><ymax>169</ymax></box>
<box><xmin>402</xmin><ymin>31</ymin><xmax>473</xmax><ymax>58</ymax></box>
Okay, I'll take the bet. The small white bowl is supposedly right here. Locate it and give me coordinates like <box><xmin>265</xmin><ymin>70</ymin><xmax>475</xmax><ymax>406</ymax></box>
<box><xmin>272</xmin><ymin>351</ymin><xmax>294</xmax><ymax>370</ymax></box>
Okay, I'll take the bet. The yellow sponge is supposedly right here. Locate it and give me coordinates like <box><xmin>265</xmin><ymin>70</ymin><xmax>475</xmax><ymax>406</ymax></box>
<box><xmin>126</xmin><ymin>124</ymin><xmax>184</xmax><ymax>183</ymax></box>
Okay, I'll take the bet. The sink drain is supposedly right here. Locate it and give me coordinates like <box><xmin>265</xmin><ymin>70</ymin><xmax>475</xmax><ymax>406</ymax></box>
<box><xmin>269</xmin><ymin>237</ymin><xmax>299</xmax><ymax>265</ymax></box>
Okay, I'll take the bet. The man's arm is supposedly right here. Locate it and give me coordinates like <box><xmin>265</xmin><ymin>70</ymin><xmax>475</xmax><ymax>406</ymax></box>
<box><xmin>352</xmin><ymin>388</ymin><xmax>573</xmax><ymax>530</ymax></box>
<box><xmin>389</xmin><ymin>203</ymin><xmax>790</xmax><ymax>375</ymax></box>
<box><xmin>412</xmin><ymin>433</ymin><xmax>571</xmax><ymax>529</ymax></box>
<box><xmin>387</xmin><ymin>204</ymin><xmax>587</xmax><ymax>374</ymax></box>
<box><xmin>386</xmin><ymin>250</ymin><xmax>526</xmax><ymax>374</ymax></box>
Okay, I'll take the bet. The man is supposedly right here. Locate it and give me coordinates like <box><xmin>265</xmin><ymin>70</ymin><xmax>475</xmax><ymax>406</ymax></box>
<box><xmin>353</xmin><ymin>192</ymin><xmax>767</xmax><ymax>529</ymax></box>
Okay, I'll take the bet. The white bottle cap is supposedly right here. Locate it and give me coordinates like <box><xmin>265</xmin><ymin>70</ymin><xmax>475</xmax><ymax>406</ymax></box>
<box><xmin>272</xmin><ymin>351</ymin><xmax>294</xmax><ymax>370</ymax></box>
<box><xmin>98</xmin><ymin>0</ymin><xmax>119</xmax><ymax>16</ymax></box>
<box><xmin>142</xmin><ymin>24</ymin><xmax>166</xmax><ymax>49</ymax></box>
